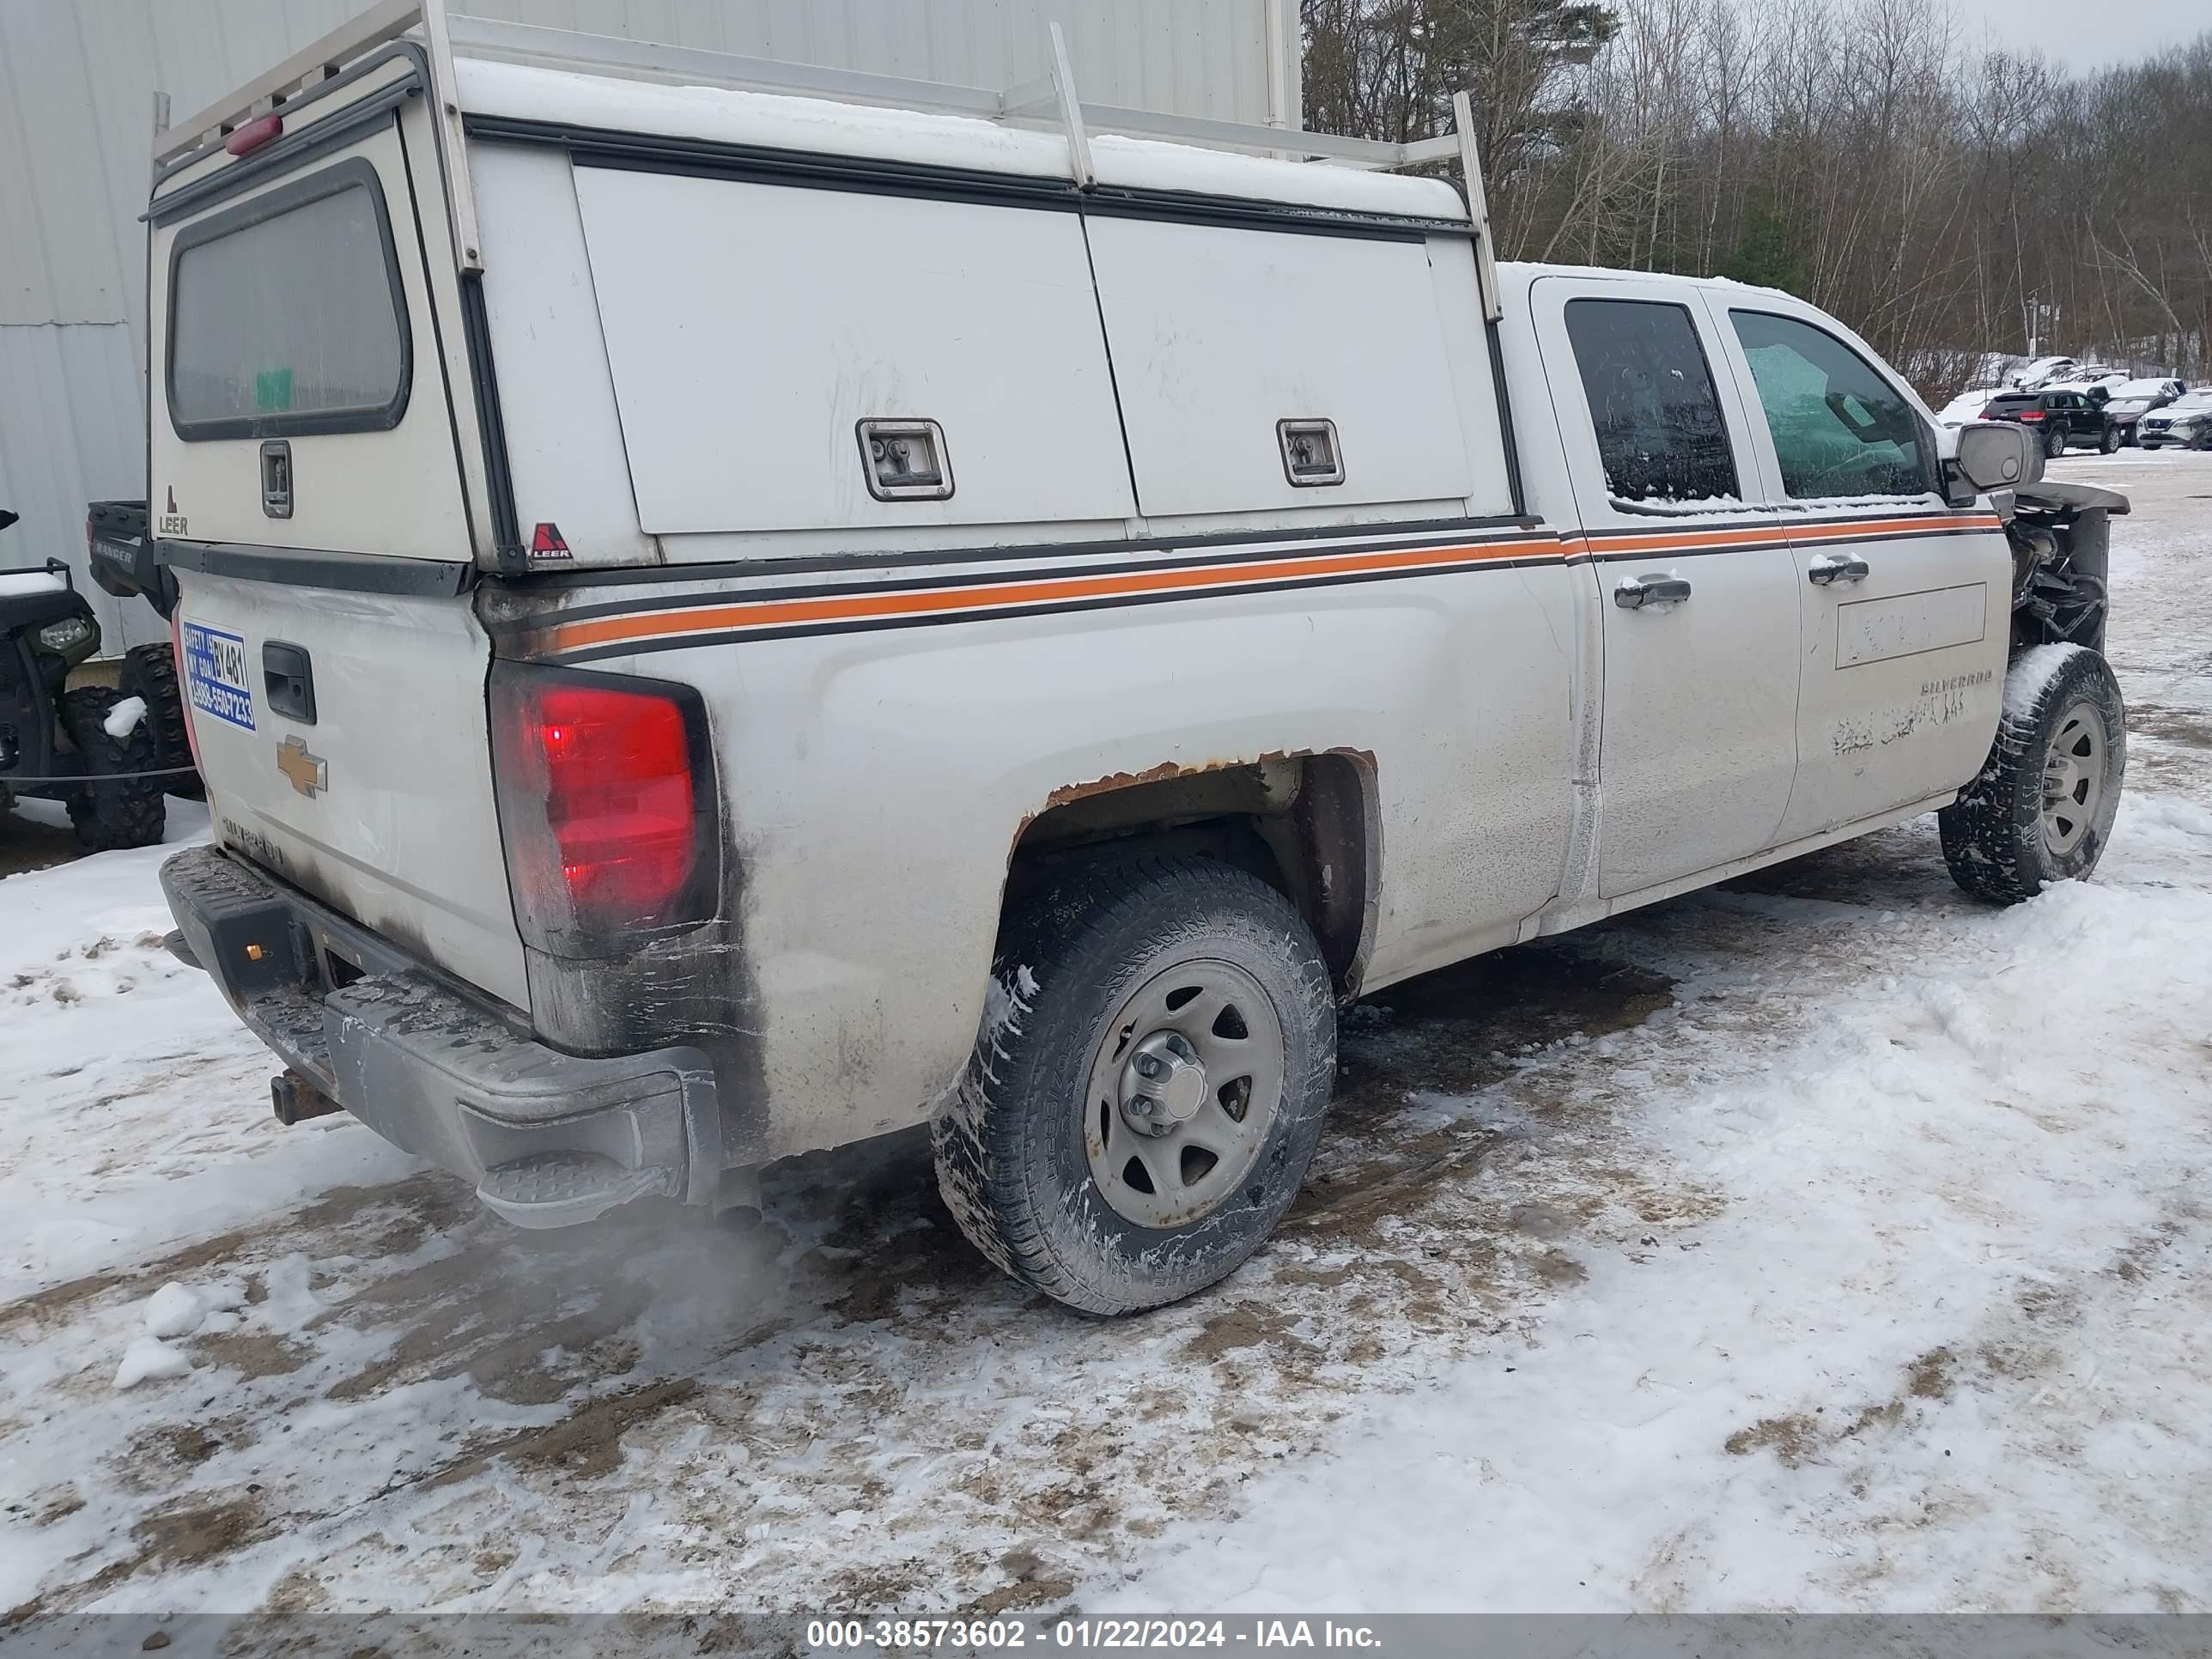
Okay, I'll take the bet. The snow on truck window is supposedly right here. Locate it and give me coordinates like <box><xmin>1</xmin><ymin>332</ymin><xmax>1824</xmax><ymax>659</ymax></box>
<box><xmin>1562</xmin><ymin>299</ymin><xmax>1739</xmax><ymax>506</ymax></box>
<box><xmin>167</xmin><ymin>162</ymin><xmax>408</xmax><ymax>439</ymax></box>
<box><xmin>1730</xmin><ymin>310</ymin><xmax>1933</xmax><ymax>501</ymax></box>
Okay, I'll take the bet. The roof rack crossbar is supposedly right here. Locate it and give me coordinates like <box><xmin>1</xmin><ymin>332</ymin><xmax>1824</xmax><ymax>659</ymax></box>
<box><xmin>441</xmin><ymin>13</ymin><xmax>1419</xmax><ymax>169</ymax></box>
<box><xmin>447</xmin><ymin>15</ymin><xmax>1012</xmax><ymax>120</ymax></box>
<box><xmin>155</xmin><ymin>0</ymin><xmax>422</xmax><ymax>167</ymax></box>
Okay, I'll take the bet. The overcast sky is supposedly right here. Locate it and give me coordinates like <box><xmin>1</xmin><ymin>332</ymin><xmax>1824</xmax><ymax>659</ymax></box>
<box><xmin>1907</xmin><ymin>0</ymin><xmax>2203</xmax><ymax>70</ymax></box>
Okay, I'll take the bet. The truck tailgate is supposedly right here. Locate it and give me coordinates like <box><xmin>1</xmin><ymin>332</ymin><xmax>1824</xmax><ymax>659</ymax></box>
<box><xmin>178</xmin><ymin>568</ymin><xmax>526</xmax><ymax>1010</ymax></box>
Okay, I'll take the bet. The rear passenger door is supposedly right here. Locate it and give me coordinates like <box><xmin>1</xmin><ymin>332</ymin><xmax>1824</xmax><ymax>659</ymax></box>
<box><xmin>1717</xmin><ymin>304</ymin><xmax>2011</xmax><ymax>842</ymax></box>
<box><xmin>1531</xmin><ymin>277</ymin><xmax>1803</xmax><ymax>897</ymax></box>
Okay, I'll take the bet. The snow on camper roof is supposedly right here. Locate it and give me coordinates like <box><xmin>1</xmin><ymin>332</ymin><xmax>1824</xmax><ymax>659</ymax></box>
<box><xmin>453</xmin><ymin>58</ymin><xmax>1472</xmax><ymax>225</ymax></box>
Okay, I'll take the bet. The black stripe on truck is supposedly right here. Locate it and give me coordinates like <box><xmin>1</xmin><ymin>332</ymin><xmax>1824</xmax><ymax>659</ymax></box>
<box><xmin>158</xmin><ymin>539</ymin><xmax>475</xmax><ymax>598</ymax></box>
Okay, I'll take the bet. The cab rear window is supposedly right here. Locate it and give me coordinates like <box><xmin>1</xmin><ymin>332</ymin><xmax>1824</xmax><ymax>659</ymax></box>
<box><xmin>166</xmin><ymin>158</ymin><xmax>410</xmax><ymax>441</ymax></box>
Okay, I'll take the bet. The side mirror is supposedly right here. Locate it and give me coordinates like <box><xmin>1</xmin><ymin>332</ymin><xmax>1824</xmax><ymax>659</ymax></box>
<box><xmin>1954</xmin><ymin>421</ymin><xmax>2040</xmax><ymax>495</ymax></box>
<box><xmin>0</xmin><ymin>508</ymin><xmax>18</xmax><ymax>532</ymax></box>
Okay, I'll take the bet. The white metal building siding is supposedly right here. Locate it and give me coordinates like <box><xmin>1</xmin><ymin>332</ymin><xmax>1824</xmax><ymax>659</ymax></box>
<box><xmin>0</xmin><ymin>0</ymin><xmax>1295</xmax><ymax>648</ymax></box>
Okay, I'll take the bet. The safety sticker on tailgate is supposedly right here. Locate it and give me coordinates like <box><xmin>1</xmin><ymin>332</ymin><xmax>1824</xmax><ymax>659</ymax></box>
<box><xmin>182</xmin><ymin>622</ymin><xmax>256</xmax><ymax>731</ymax></box>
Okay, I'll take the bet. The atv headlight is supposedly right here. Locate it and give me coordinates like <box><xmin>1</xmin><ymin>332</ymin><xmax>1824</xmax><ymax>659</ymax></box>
<box><xmin>36</xmin><ymin>615</ymin><xmax>97</xmax><ymax>660</ymax></box>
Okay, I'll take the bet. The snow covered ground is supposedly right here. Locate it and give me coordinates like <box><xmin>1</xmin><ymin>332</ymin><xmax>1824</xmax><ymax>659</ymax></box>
<box><xmin>2</xmin><ymin>453</ymin><xmax>2208</xmax><ymax>1630</ymax></box>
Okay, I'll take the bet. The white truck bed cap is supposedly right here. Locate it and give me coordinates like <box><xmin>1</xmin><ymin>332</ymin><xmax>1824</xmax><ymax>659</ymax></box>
<box><xmin>453</xmin><ymin>56</ymin><xmax>1469</xmax><ymax>225</ymax></box>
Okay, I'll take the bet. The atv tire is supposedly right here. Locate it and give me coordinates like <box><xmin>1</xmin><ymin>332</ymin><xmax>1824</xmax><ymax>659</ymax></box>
<box><xmin>62</xmin><ymin>686</ymin><xmax>167</xmax><ymax>851</ymax></box>
<box><xmin>1939</xmin><ymin>646</ymin><xmax>2124</xmax><ymax>905</ymax></box>
<box><xmin>119</xmin><ymin>642</ymin><xmax>203</xmax><ymax>800</ymax></box>
<box><xmin>933</xmin><ymin>856</ymin><xmax>1335</xmax><ymax>1316</ymax></box>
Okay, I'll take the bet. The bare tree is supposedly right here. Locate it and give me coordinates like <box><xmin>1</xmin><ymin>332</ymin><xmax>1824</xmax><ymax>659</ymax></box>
<box><xmin>1303</xmin><ymin>1</ymin><xmax>2212</xmax><ymax>388</ymax></box>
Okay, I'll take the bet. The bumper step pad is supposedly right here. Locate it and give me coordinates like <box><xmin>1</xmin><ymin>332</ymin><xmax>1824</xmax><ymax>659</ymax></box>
<box><xmin>477</xmin><ymin>1152</ymin><xmax>664</xmax><ymax>1229</ymax></box>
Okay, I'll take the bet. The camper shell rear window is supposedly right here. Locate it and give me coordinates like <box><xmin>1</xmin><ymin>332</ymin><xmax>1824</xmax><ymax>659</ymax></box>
<box><xmin>165</xmin><ymin>157</ymin><xmax>411</xmax><ymax>441</ymax></box>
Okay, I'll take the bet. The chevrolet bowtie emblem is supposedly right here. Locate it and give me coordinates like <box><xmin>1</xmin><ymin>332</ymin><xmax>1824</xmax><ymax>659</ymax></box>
<box><xmin>276</xmin><ymin>736</ymin><xmax>327</xmax><ymax>798</ymax></box>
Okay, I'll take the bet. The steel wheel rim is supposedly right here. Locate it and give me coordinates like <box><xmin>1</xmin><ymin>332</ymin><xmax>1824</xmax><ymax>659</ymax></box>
<box><xmin>2040</xmin><ymin>699</ymin><xmax>2107</xmax><ymax>858</ymax></box>
<box><xmin>1083</xmin><ymin>957</ymin><xmax>1285</xmax><ymax>1230</ymax></box>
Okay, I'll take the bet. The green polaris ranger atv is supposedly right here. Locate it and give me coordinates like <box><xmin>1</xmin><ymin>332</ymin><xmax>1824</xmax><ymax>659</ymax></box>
<box><xmin>0</xmin><ymin>502</ymin><xmax>194</xmax><ymax>851</ymax></box>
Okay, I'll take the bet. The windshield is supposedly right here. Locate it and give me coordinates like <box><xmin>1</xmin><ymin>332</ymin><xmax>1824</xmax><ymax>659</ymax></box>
<box><xmin>2112</xmin><ymin>380</ymin><xmax>2170</xmax><ymax>398</ymax></box>
<box><xmin>2167</xmin><ymin>391</ymin><xmax>2212</xmax><ymax>412</ymax></box>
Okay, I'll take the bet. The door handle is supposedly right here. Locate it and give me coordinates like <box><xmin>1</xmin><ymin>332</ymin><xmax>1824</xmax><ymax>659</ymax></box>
<box><xmin>1808</xmin><ymin>554</ymin><xmax>1870</xmax><ymax>586</ymax></box>
<box><xmin>1613</xmin><ymin>574</ymin><xmax>1692</xmax><ymax>609</ymax></box>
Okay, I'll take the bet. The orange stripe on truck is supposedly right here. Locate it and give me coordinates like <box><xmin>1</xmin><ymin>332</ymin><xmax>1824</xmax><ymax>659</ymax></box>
<box><xmin>542</xmin><ymin>514</ymin><xmax>2001</xmax><ymax>656</ymax></box>
<box><xmin>545</xmin><ymin>536</ymin><xmax>1558</xmax><ymax>654</ymax></box>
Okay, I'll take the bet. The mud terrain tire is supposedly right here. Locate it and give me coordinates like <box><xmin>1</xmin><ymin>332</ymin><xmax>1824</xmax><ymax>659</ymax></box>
<box><xmin>119</xmin><ymin>641</ymin><xmax>203</xmax><ymax>799</ymax></box>
<box><xmin>933</xmin><ymin>857</ymin><xmax>1335</xmax><ymax>1316</ymax></box>
<box><xmin>62</xmin><ymin>686</ymin><xmax>167</xmax><ymax>851</ymax></box>
<box><xmin>1939</xmin><ymin>646</ymin><xmax>2124</xmax><ymax>905</ymax></box>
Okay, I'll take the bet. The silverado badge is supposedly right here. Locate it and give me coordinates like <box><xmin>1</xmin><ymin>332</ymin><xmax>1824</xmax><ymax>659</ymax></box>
<box><xmin>276</xmin><ymin>736</ymin><xmax>327</xmax><ymax>798</ymax></box>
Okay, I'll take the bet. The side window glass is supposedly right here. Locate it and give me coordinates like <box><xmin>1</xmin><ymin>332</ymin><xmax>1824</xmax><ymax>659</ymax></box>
<box><xmin>1563</xmin><ymin>299</ymin><xmax>1740</xmax><ymax>505</ymax></box>
<box><xmin>1729</xmin><ymin>310</ymin><xmax>1932</xmax><ymax>499</ymax></box>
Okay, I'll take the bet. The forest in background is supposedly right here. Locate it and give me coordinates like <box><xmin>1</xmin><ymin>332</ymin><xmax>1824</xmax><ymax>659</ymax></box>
<box><xmin>1300</xmin><ymin>0</ymin><xmax>2212</xmax><ymax>394</ymax></box>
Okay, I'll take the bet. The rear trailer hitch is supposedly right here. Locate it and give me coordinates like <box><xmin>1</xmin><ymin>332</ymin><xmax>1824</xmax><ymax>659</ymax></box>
<box><xmin>270</xmin><ymin>1068</ymin><xmax>340</xmax><ymax>1126</ymax></box>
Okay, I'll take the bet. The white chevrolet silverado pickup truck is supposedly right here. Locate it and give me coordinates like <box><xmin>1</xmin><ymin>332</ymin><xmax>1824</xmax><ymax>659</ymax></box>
<box><xmin>150</xmin><ymin>5</ymin><xmax>2129</xmax><ymax>1314</ymax></box>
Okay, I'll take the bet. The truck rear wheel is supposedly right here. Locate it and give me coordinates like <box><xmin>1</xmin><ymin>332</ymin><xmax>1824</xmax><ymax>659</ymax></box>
<box><xmin>933</xmin><ymin>856</ymin><xmax>1335</xmax><ymax>1316</ymax></box>
<box><xmin>62</xmin><ymin>687</ymin><xmax>167</xmax><ymax>852</ymax></box>
<box><xmin>1939</xmin><ymin>646</ymin><xmax>2124</xmax><ymax>905</ymax></box>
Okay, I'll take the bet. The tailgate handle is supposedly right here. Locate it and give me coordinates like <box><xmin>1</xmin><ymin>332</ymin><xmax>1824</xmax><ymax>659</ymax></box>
<box><xmin>264</xmin><ymin>641</ymin><xmax>316</xmax><ymax>725</ymax></box>
<box><xmin>259</xmin><ymin>441</ymin><xmax>293</xmax><ymax>520</ymax></box>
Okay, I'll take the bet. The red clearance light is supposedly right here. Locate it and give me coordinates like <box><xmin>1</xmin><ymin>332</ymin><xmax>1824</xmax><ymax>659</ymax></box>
<box><xmin>225</xmin><ymin>113</ymin><xmax>283</xmax><ymax>157</ymax></box>
<box><xmin>490</xmin><ymin>668</ymin><xmax>716</xmax><ymax>950</ymax></box>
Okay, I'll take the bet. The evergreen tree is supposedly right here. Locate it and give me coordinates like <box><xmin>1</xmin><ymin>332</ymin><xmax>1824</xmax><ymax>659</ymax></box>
<box><xmin>1720</xmin><ymin>194</ymin><xmax>1804</xmax><ymax>295</ymax></box>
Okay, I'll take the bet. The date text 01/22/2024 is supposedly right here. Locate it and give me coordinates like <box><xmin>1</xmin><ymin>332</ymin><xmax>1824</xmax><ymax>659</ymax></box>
<box><xmin>805</xmin><ymin>1619</ymin><xmax>1384</xmax><ymax>1650</ymax></box>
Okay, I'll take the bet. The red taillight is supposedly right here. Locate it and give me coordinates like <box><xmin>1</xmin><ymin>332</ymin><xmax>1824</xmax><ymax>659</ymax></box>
<box><xmin>2018</xmin><ymin>410</ymin><xmax>2044</xmax><ymax>422</ymax></box>
<box><xmin>491</xmin><ymin>667</ymin><xmax>715</xmax><ymax>950</ymax></box>
<box><xmin>224</xmin><ymin>113</ymin><xmax>283</xmax><ymax>157</ymax></box>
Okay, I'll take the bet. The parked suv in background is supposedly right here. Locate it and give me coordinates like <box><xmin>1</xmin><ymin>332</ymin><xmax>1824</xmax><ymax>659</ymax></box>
<box><xmin>1978</xmin><ymin>388</ymin><xmax>2118</xmax><ymax>456</ymax></box>
<box><xmin>2102</xmin><ymin>380</ymin><xmax>2186</xmax><ymax>446</ymax></box>
<box><xmin>2042</xmin><ymin>377</ymin><xmax>2123</xmax><ymax>410</ymax></box>
<box><xmin>2007</xmin><ymin>356</ymin><xmax>2075</xmax><ymax>391</ymax></box>
<box><xmin>1937</xmin><ymin>387</ymin><xmax>2002</xmax><ymax>428</ymax></box>
<box><xmin>2137</xmin><ymin>388</ymin><xmax>2212</xmax><ymax>450</ymax></box>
